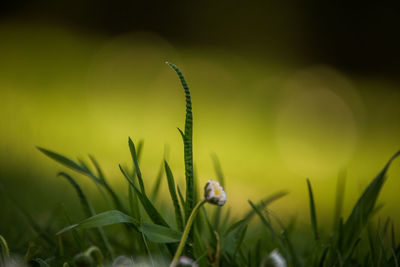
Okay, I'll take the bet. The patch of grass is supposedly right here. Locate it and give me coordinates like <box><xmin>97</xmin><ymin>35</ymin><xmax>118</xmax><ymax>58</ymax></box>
<box><xmin>1</xmin><ymin>62</ymin><xmax>399</xmax><ymax>266</ymax></box>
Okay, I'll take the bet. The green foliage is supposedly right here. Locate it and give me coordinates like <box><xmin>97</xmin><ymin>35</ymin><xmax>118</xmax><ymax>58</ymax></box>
<box><xmin>37</xmin><ymin>147</ymin><xmax>127</xmax><ymax>213</ymax></box>
<box><xmin>2</xmin><ymin>63</ymin><xmax>399</xmax><ymax>267</ymax></box>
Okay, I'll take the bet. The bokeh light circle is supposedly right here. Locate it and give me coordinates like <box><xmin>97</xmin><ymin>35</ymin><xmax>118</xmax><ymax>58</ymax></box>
<box><xmin>275</xmin><ymin>66</ymin><xmax>362</xmax><ymax>178</ymax></box>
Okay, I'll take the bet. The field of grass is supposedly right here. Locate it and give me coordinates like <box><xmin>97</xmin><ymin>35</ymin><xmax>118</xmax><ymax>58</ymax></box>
<box><xmin>1</xmin><ymin>56</ymin><xmax>400</xmax><ymax>266</ymax></box>
<box><xmin>1</xmin><ymin>23</ymin><xmax>400</xmax><ymax>266</ymax></box>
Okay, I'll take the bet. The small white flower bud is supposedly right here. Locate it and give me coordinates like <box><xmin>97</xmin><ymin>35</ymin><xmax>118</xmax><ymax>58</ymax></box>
<box><xmin>204</xmin><ymin>180</ymin><xmax>227</xmax><ymax>206</ymax></box>
<box><xmin>260</xmin><ymin>249</ymin><xmax>287</xmax><ymax>267</ymax></box>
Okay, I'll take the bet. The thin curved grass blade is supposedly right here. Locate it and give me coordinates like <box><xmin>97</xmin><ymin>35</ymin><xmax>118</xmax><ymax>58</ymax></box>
<box><xmin>128</xmin><ymin>138</ymin><xmax>146</xmax><ymax>194</ymax></box>
<box><xmin>248</xmin><ymin>200</ymin><xmax>284</xmax><ymax>251</ymax></box>
<box><xmin>0</xmin><ymin>234</ymin><xmax>9</xmax><ymax>262</ymax></box>
<box><xmin>57</xmin><ymin>210</ymin><xmax>139</xmax><ymax>235</ymax></box>
<box><xmin>120</xmin><ymin>165</ymin><xmax>169</xmax><ymax>227</ymax></box>
<box><xmin>233</xmin><ymin>225</ymin><xmax>248</xmax><ymax>259</ymax></box>
<box><xmin>150</xmin><ymin>161</ymin><xmax>164</xmax><ymax>200</ymax></box>
<box><xmin>164</xmin><ymin>160</ymin><xmax>184</xmax><ymax>231</ymax></box>
<box><xmin>38</xmin><ymin>147</ymin><xmax>126</xmax><ymax>213</ymax></box>
<box><xmin>307</xmin><ymin>179</ymin><xmax>319</xmax><ymax>240</ymax></box>
<box><xmin>140</xmin><ymin>223</ymin><xmax>181</xmax><ymax>243</ymax></box>
<box><xmin>37</xmin><ymin>147</ymin><xmax>89</xmax><ymax>176</ymax></box>
<box><xmin>58</xmin><ymin>172</ymin><xmax>114</xmax><ymax>257</ymax></box>
<box><xmin>0</xmin><ymin>186</ymin><xmax>55</xmax><ymax>247</ymax></box>
<box><xmin>243</xmin><ymin>191</ymin><xmax>288</xmax><ymax>223</ymax></box>
<box><xmin>342</xmin><ymin>151</ymin><xmax>400</xmax><ymax>252</ymax></box>
<box><xmin>58</xmin><ymin>172</ymin><xmax>94</xmax><ymax>217</ymax></box>
<box><xmin>333</xmin><ymin>170</ymin><xmax>346</xmax><ymax>231</ymax></box>
<box><xmin>166</xmin><ymin>62</ymin><xmax>195</xmax><ymax>221</ymax></box>
<box><xmin>57</xmin><ymin>210</ymin><xmax>180</xmax><ymax>244</ymax></box>
<box><xmin>88</xmin><ymin>155</ymin><xmax>105</xmax><ymax>180</ymax></box>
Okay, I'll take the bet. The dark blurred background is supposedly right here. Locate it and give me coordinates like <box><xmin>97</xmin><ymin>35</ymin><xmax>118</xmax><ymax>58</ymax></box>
<box><xmin>1</xmin><ymin>0</ymin><xmax>400</xmax><ymax>249</ymax></box>
<box><xmin>1</xmin><ymin>1</ymin><xmax>400</xmax><ymax>78</ymax></box>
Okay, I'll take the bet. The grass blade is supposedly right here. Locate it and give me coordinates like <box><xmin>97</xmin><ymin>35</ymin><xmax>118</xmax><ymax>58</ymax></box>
<box><xmin>0</xmin><ymin>186</ymin><xmax>55</xmax><ymax>247</ymax></box>
<box><xmin>140</xmin><ymin>223</ymin><xmax>181</xmax><ymax>243</ymax></box>
<box><xmin>0</xmin><ymin>234</ymin><xmax>9</xmax><ymax>263</ymax></box>
<box><xmin>151</xmin><ymin>145</ymin><xmax>169</xmax><ymax>200</ymax></box>
<box><xmin>38</xmin><ymin>147</ymin><xmax>127</xmax><ymax>213</ymax></box>
<box><xmin>60</xmin><ymin>205</ymin><xmax>85</xmax><ymax>250</ymax></box>
<box><xmin>166</xmin><ymin>62</ymin><xmax>195</xmax><ymax>221</ymax></box>
<box><xmin>128</xmin><ymin>183</ymin><xmax>141</xmax><ymax>220</ymax></box>
<box><xmin>211</xmin><ymin>153</ymin><xmax>225</xmax><ymax>188</ymax></box>
<box><xmin>150</xmin><ymin>161</ymin><xmax>164</xmax><ymax>200</ymax></box>
<box><xmin>164</xmin><ymin>160</ymin><xmax>184</xmax><ymax>231</ymax></box>
<box><xmin>318</xmin><ymin>246</ymin><xmax>330</xmax><ymax>267</ymax></box>
<box><xmin>57</xmin><ymin>210</ymin><xmax>139</xmax><ymax>235</ymax></box>
<box><xmin>243</xmin><ymin>191</ymin><xmax>288</xmax><ymax>223</ymax></box>
<box><xmin>58</xmin><ymin>172</ymin><xmax>94</xmax><ymax>217</ymax></box>
<box><xmin>120</xmin><ymin>165</ymin><xmax>169</xmax><ymax>227</ymax></box>
<box><xmin>248</xmin><ymin>200</ymin><xmax>283</xmax><ymax>250</ymax></box>
<box><xmin>37</xmin><ymin>147</ymin><xmax>89</xmax><ymax>176</ymax></box>
<box><xmin>307</xmin><ymin>179</ymin><xmax>319</xmax><ymax>240</ymax></box>
<box><xmin>333</xmin><ymin>170</ymin><xmax>346</xmax><ymax>231</ymax></box>
<box><xmin>177</xmin><ymin>185</ymin><xmax>186</xmax><ymax>209</ymax></box>
<box><xmin>232</xmin><ymin>225</ymin><xmax>248</xmax><ymax>259</ymax></box>
<box><xmin>128</xmin><ymin>138</ymin><xmax>146</xmax><ymax>194</ymax></box>
<box><xmin>88</xmin><ymin>154</ymin><xmax>105</xmax><ymax>180</ymax></box>
<box><xmin>126</xmin><ymin>140</ymin><xmax>144</xmax><ymax>220</ymax></box>
<box><xmin>342</xmin><ymin>151</ymin><xmax>400</xmax><ymax>252</ymax></box>
<box><xmin>58</xmin><ymin>210</ymin><xmax>180</xmax><ymax>244</ymax></box>
<box><xmin>58</xmin><ymin>172</ymin><xmax>114</xmax><ymax>258</ymax></box>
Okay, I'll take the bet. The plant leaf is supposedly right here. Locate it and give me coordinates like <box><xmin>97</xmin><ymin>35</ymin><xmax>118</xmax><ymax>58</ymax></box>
<box><xmin>333</xmin><ymin>170</ymin><xmax>346</xmax><ymax>231</ymax></box>
<box><xmin>164</xmin><ymin>161</ymin><xmax>184</xmax><ymax>231</ymax></box>
<box><xmin>0</xmin><ymin>234</ymin><xmax>9</xmax><ymax>258</ymax></box>
<box><xmin>128</xmin><ymin>138</ymin><xmax>146</xmax><ymax>194</ymax></box>
<box><xmin>120</xmin><ymin>165</ymin><xmax>169</xmax><ymax>227</ymax></box>
<box><xmin>248</xmin><ymin>200</ymin><xmax>284</xmax><ymax>251</ymax></box>
<box><xmin>150</xmin><ymin>161</ymin><xmax>164</xmax><ymax>200</ymax></box>
<box><xmin>166</xmin><ymin>62</ymin><xmax>195</xmax><ymax>222</ymax></box>
<box><xmin>58</xmin><ymin>172</ymin><xmax>94</xmax><ymax>217</ymax></box>
<box><xmin>307</xmin><ymin>179</ymin><xmax>319</xmax><ymax>240</ymax></box>
<box><xmin>57</xmin><ymin>210</ymin><xmax>180</xmax><ymax>244</ymax></box>
<box><xmin>88</xmin><ymin>155</ymin><xmax>105</xmax><ymax>180</ymax></box>
<box><xmin>57</xmin><ymin>210</ymin><xmax>139</xmax><ymax>235</ymax></box>
<box><xmin>58</xmin><ymin>172</ymin><xmax>114</xmax><ymax>257</ymax></box>
<box><xmin>342</xmin><ymin>151</ymin><xmax>400</xmax><ymax>253</ymax></box>
<box><xmin>243</xmin><ymin>191</ymin><xmax>288</xmax><ymax>223</ymax></box>
<box><xmin>37</xmin><ymin>147</ymin><xmax>89</xmax><ymax>176</ymax></box>
<box><xmin>233</xmin><ymin>225</ymin><xmax>248</xmax><ymax>258</ymax></box>
<box><xmin>140</xmin><ymin>222</ymin><xmax>181</xmax><ymax>243</ymax></box>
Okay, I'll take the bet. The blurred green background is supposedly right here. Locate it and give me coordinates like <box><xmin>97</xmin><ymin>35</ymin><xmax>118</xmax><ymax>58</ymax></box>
<box><xmin>1</xmin><ymin>1</ymin><xmax>400</xmax><ymax>245</ymax></box>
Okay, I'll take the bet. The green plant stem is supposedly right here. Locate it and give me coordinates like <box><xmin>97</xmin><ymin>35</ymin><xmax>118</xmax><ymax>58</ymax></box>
<box><xmin>170</xmin><ymin>199</ymin><xmax>206</xmax><ymax>266</ymax></box>
<box><xmin>0</xmin><ymin>234</ymin><xmax>9</xmax><ymax>257</ymax></box>
<box><xmin>84</xmin><ymin>246</ymin><xmax>104</xmax><ymax>267</ymax></box>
